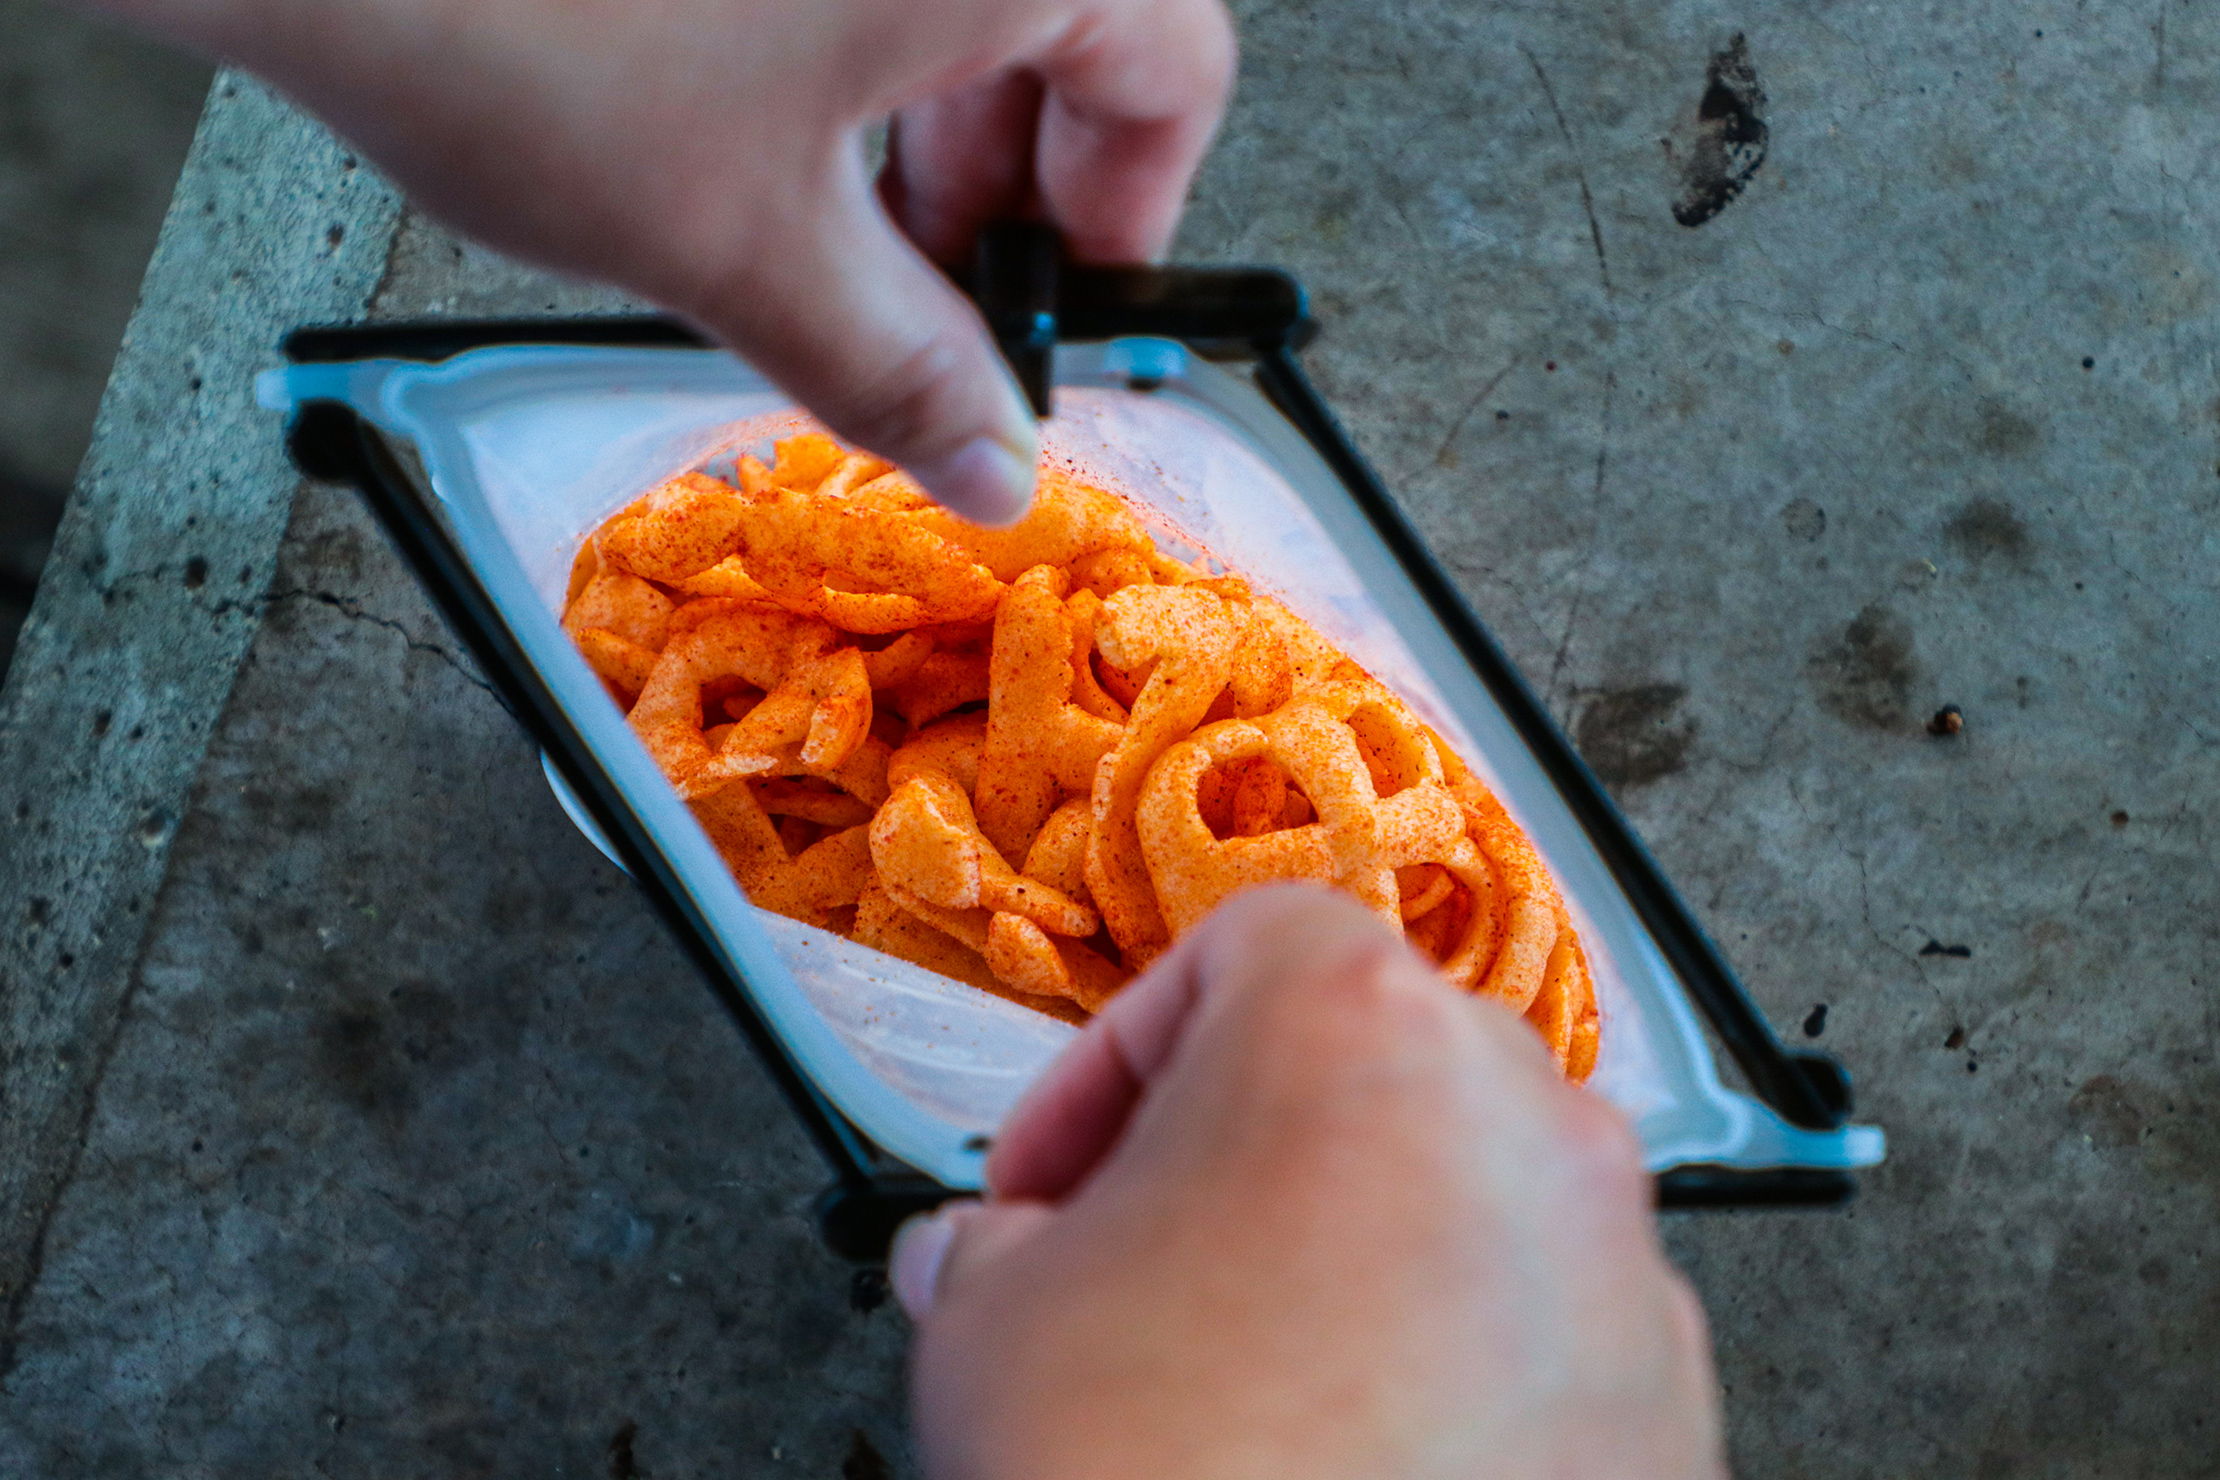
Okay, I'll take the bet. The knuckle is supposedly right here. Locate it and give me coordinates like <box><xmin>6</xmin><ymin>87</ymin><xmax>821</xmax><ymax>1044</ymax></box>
<box><xmin>1203</xmin><ymin>889</ymin><xmax>1451</xmax><ymax>1045</ymax></box>
<box><xmin>1210</xmin><ymin>880</ymin><xmax>1373</xmax><ymax>946</ymax></box>
<box><xmin>1312</xmin><ymin>935</ymin><xmax>1466</xmax><ymax>1051</ymax></box>
<box><xmin>827</xmin><ymin>330</ymin><xmax>978</xmax><ymax>462</ymax></box>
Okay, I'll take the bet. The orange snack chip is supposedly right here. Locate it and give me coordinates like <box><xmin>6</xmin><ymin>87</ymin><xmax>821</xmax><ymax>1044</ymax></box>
<box><xmin>732</xmin><ymin>492</ymin><xmax>1002</xmax><ymax>633</ymax></box>
<box><xmin>563</xmin><ymin>564</ymin><xmax>677</xmax><ymax>703</ymax></box>
<box><xmin>626</xmin><ymin>602</ymin><xmax>878</xmax><ymax>800</ymax></box>
<box><xmin>1083</xmin><ymin>583</ymin><xmax>1247</xmax><ymax>969</ymax></box>
<box><xmin>564</xmin><ymin>428</ymin><xmax>1598</xmax><ymax>1080</ymax></box>
<box><xmin>912</xmin><ymin>466</ymin><xmax>1153</xmax><ymax>582</ymax></box>
<box><xmin>597</xmin><ymin>471</ymin><xmax>752</xmax><ymax>584</ymax></box>
<box><xmin>689</xmin><ymin>783</ymin><xmax>873</xmax><ymax>931</ymax></box>
<box><xmin>974</xmin><ymin>565</ymin><xmax>1123</xmax><ymax>863</ymax></box>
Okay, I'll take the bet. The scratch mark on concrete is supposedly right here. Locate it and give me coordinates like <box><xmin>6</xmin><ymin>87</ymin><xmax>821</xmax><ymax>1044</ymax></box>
<box><xmin>1592</xmin><ymin>369</ymin><xmax>1616</xmax><ymax>506</ymax></box>
<box><xmin>1707</xmin><ymin>701</ymin><xmax>1799</xmax><ymax>780</ymax></box>
<box><xmin>1553</xmin><ymin>368</ymin><xmax>1618</xmax><ymax>699</ymax></box>
<box><xmin>1439</xmin><ymin>554</ymin><xmax>1552</xmax><ymax>650</ymax></box>
<box><xmin>1546</xmin><ymin>586</ymin><xmax>1589</xmax><ymax>711</ymax></box>
<box><xmin>263</xmin><ymin>588</ymin><xmax>502</xmax><ymax>707</ymax></box>
<box><xmin>1523</xmin><ymin>47</ymin><xmax>1612</xmax><ymax>296</ymax></box>
<box><xmin>1783</xmin><ymin>774</ymin><xmax>1935</xmax><ymax>999</ymax></box>
<box><xmin>1428</xmin><ymin>356</ymin><xmax>1520</xmax><ymax>472</ymax></box>
<box><xmin>2155</xmin><ymin>0</ymin><xmax>2169</xmax><ymax>92</ymax></box>
<box><xmin>1848</xmin><ymin>846</ymin><xmax>1938</xmax><ymax>996</ymax></box>
<box><xmin>1719</xmin><ymin>296</ymin><xmax>1910</xmax><ymax>357</ymax></box>
<box><xmin>1546</xmin><ymin>369</ymin><xmax>1616</xmax><ymax>712</ymax></box>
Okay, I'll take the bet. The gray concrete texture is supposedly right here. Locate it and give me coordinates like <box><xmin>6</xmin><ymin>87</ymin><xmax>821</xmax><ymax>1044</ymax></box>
<box><xmin>0</xmin><ymin>0</ymin><xmax>208</xmax><ymax>489</ymax></box>
<box><xmin>0</xmin><ymin>0</ymin><xmax>2216</xmax><ymax>1475</ymax></box>
<box><xmin>0</xmin><ymin>0</ymin><xmax>209</xmax><ymax>674</ymax></box>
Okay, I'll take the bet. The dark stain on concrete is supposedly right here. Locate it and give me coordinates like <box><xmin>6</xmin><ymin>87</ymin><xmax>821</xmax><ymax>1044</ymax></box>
<box><xmin>315</xmin><ymin>1009</ymin><xmax>389</xmax><ymax>1112</ymax></box>
<box><xmin>1807</xmin><ymin>605</ymin><xmax>1919</xmax><ymax>730</ymax></box>
<box><xmin>298</xmin><ymin>521</ymin><xmax>372</xmax><ymax>585</ymax></box>
<box><xmin>1976</xmin><ymin>401</ymin><xmax>2041</xmax><ymax>457</ymax></box>
<box><xmin>391</xmin><ymin>983</ymin><xmax>458</xmax><ymax>1065</ymax></box>
<box><xmin>1780</xmin><ymin>497</ymin><xmax>1826</xmax><ymax>541</ymax></box>
<box><xmin>1574</xmin><ymin>683</ymin><xmax>1694</xmax><ymax>788</ymax></box>
<box><xmin>311</xmin><ymin>982</ymin><xmax>458</xmax><ymax>1129</ymax></box>
<box><xmin>2061</xmin><ymin>1074</ymin><xmax>2219</xmax><ymax>1197</ymax></box>
<box><xmin>848</xmin><ymin>1267</ymin><xmax>891</xmax><ymax>1314</ymax></box>
<box><xmin>167</xmin><ymin>1349</ymin><xmax>246</xmax><ymax>1427</ymax></box>
<box><xmin>1946</xmin><ymin>497</ymin><xmax>2032</xmax><ymax>564</ymax></box>
<box><xmin>2024</xmin><ymin>1218</ymin><xmax>2166</xmax><ymax>1451</ymax></box>
<box><xmin>1672</xmin><ymin>35</ymin><xmax>1767</xmax><ymax>227</ymax></box>
<box><xmin>606</xmin><ymin>1419</ymin><xmax>640</xmax><ymax>1479</ymax></box>
<box><xmin>2133</xmin><ymin>1084</ymin><xmax>2220</xmax><ymax>1201</ymax></box>
<box><xmin>842</xmin><ymin>1428</ymin><xmax>893</xmax><ymax>1480</ymax></box>
<box><xmin>239</xmin><ymin>780</ymin><xmax>343</xmax><ymax>837</ymax></box>
<box><xmin>2068</xmin><ymin>1074</ymin><xmax>2147</xmax><ymax>1149</ymax></box>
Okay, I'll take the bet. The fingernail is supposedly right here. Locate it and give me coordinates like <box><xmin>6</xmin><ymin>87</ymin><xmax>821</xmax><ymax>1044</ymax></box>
<box><xmin>909</xmin><ymin>436</ymin><xmax>1035</xmax><ymax>527</ymax></box>
<box><xmin>890</xmin><ymin>1204</ymin><xmax>966</xmax><ymax>1319</ymax></box>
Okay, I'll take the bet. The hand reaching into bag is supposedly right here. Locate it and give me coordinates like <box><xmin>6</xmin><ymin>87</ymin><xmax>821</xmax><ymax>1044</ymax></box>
<box><xmin>87</xmin><ymin>0</ymin><xmax>1237</xmax><ymax>524</ymax></box>
<box><xmin>895</xmin><ymin>884</ymin><xmax>1725</xmax><ymax>1480</ymax></box>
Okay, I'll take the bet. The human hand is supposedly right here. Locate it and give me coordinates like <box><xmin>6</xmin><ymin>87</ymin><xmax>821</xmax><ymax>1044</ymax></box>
<box><xmin>894</xmin><ymin>885</ymin><xmax>1724</xmax><ymax>1480</ymax></box>
<box><xmin>93</xmin><ymin>0</ymin><xmax>1236</xmax><ymax>522</ymax></box>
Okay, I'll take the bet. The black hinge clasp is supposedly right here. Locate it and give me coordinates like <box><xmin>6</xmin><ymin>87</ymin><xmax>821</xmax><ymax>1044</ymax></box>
<box><xmin>968</xmin><ymin>221</ymin><xmax>1314</xmax><ymax>420</ymax></box>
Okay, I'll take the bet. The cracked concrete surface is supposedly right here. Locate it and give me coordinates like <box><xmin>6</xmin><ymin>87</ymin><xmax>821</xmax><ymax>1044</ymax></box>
<box><xmin>259</xmin><ymin>587</ymin><xmax>502</xmax><ymax>701</ymax></box>
<box><xmin>3</xmin><ymin>476</ymin><xmax>908</xmax><ymax>1476</ymax></box>
<box><xmin>0</xmin><ymin>73</ymin><xmax>403</xmax><ymax>1372</ymax></box>
<box><xmin>2</xmin><ymin>3</ymin><xmax>2218</xmax><ymax>1476</ymax></box>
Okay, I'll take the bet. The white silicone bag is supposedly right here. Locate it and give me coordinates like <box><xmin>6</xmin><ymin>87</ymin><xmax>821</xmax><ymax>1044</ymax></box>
<box><xmin>263</xmin><ymin>341</ymin><xmax>1883</xmax><ymax>1189</ymax></box>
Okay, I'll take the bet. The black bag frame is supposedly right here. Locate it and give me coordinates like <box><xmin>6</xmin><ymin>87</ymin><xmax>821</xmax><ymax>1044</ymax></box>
<box><xmin>278</xmin><ymin>235</ymin><xmax>1858</xmax><ymax>1260</ymax></box>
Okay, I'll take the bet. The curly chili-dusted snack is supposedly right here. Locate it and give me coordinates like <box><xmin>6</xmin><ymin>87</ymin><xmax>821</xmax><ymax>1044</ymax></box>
<box><xmin>570</xmin><ymin>429</ymin><xmax>1598</xmax><ymax>1080</ymax></box>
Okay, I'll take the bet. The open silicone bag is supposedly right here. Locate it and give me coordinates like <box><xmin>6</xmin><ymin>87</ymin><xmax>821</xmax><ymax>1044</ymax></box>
<box><xmin>264</xmin><ymin>252</ymin><xmax>1879</xmax><ymax>1257</ymax></box>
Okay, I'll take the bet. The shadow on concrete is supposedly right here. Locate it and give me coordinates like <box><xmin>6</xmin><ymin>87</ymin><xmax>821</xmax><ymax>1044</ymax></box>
<box><xmin>0</xmin><ymin>458</ymin><xmax>64</xmax><ymax>674</ymax></box>
<box><xmin>0</xmin><ymin>0</ymin><xmax>212</xmax><ymax>679</ymax></box>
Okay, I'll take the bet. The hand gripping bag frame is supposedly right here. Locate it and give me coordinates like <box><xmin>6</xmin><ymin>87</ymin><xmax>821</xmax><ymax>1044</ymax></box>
<box><xmin>263</xmin><ymin>233</ymin><xmax>1881</xmax><ymax>1259</ymax></box>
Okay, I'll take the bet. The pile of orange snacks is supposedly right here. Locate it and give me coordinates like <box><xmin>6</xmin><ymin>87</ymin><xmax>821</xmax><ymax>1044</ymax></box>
<box><xmin>563</xmin><ymin>432</ymin><xmax>1598</xmax><ymax>1081</ymax></box>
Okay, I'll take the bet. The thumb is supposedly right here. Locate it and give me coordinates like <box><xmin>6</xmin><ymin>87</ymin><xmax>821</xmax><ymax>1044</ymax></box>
<box><xmin>683</xmin><ymin>147</ymin><xmax>1038</xmax><ymax>525</ymax></box>
<box><xmin>890</xmin><ymin>1198</ymin><xmax>1055</xmax><ymax>1320</ymax></box>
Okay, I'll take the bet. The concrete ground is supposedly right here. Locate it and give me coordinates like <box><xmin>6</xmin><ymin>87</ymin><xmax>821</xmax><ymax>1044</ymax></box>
<box><xmin>0</xmin><ymin>0</ymin><xmax>210</xmax><ymax>676</ymax></box>
<box><xmin>2</xmin><ymin>1</ymin><xmax>2217</xmax><ymax>1476</ymax></box>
